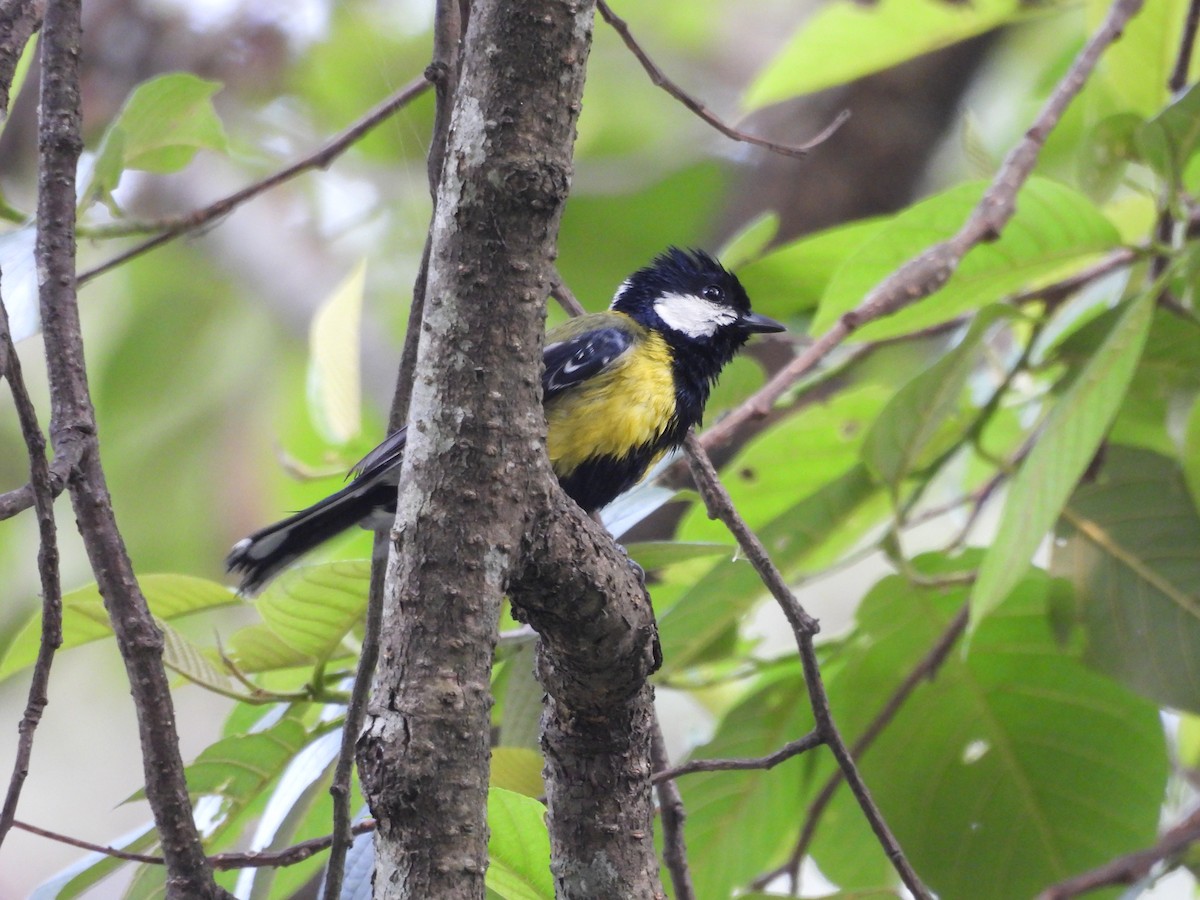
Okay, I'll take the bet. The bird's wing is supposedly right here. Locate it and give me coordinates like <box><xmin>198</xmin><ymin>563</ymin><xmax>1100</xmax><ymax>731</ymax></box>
<box><xmin>542</xmin><ymin>326</ymin><xmax>634</xmax><ymax>402</ymax></box>
<box><xmin>349</xmin><ymin>426</ymin><xmax>408</xmax><ymax>483</ymax></box>
<box><xmin>348</xmin><ymin>326</ymin><xmax>632</xmax><ymax>482</ymax></box>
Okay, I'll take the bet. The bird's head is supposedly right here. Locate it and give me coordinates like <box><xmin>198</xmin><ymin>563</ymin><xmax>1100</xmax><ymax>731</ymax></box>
<box><xmin>611</xmin><ymin>248</ymin><xmax>784</xmax><ymax>353</ymax></box>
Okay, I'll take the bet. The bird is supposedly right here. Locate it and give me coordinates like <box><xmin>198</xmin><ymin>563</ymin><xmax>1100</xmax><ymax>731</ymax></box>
<box><xmin>227</xmin><ymin>248</ymin><xmax>784</xmax><ymax>594</ymax></box>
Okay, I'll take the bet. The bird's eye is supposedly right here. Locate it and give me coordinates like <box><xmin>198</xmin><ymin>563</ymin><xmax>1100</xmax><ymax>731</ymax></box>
<box><xmin>702</xmin><ymin>284</ymin><xmax>724</xmax><ymax>302</ymax></box>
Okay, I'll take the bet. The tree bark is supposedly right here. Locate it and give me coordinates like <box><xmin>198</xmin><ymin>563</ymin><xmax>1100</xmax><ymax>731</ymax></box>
<box><xmin>357</xmin><ymin>1</ymin><xmax>597</xmax><ymax>897</ymax></box>
<box><xmin>35</xmin><ymin>1</ymin><xmax>228</xmax><ymax>896</ymax></box>
<box><xmin>509</xmin><ymin>491</ymin><xmax>664</xmax><ymax>898</ymax></box>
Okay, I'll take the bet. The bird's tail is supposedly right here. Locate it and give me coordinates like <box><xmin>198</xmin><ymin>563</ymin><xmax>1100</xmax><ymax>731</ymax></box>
<box><xmin>227</xmin><ymin>478</ymin><xmax>395</xmax><ymax>595</ymax></box>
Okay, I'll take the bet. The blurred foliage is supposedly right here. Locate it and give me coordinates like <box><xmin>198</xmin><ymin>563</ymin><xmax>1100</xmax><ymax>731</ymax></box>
<box><xmin>2</xmin><ymin>0</ymin><xmax>1200</xmax><ymax>897</ymax></box>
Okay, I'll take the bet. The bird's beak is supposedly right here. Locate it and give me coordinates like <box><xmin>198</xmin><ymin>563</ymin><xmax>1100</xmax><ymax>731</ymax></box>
<box><xmin>740</xmin><ymin>311</ymin><xmax>786</xmax><ymax>334</ymax></box>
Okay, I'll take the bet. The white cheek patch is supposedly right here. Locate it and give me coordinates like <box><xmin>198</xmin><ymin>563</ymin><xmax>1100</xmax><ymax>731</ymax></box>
<box><xmin>654</xmin><ymin>292</ymin><xmax>739</xmax><ymax>338</ymax></box>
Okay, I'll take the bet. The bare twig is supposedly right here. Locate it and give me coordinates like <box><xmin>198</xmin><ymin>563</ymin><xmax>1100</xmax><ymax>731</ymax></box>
<box><xmin>0</xmin><ymin>295</ymin><xmax>63</xmax><ymax>848</ymax></box>
<box><xmin>0</xmin><ymin>447</ymin><xmax>78</xmax><ymax>521</ymax></box>
<box><xmin>1036</xmin><ymin>807</ymin><xmax>1200</xmax><ymax>899</ymax></box>
<box><xmin>653</xmin><ymin>730</ymin><xmax>823</xmax><ymax>784</ymax></box>
<box><xmin>1149</xmin><ymin>0</ymin><xmax>1200</xmax><ymax>294</ymax></box>
<box><xmin>596</xmin><ymin>0</ymin><xmax>848</xmax><ymax>160</ymax></box>
<box><xmin>1010</xmin><ymin>246</ymin><xmax>1139</xmax><ymax>307</ymax></box>
<box><xmin>77</xmin><ymin>75</ymin><xmax>431</xmax><ymax>286</ymax></box>
<box><xmin>1169</xmin><ymin>0</ymin><xmax>1200</xmax><ymax>93</ymax></box>
<box><xmin>13</xmin><ymin>817</ymin><xmax>377</xmax><ymax>871</ymax></box>
<box><xmin>698</xmin><ymin>0</ymin><xmax>1146</xmax><ymax>458</ymax></box>
<box><xmin>550</xmin><ymin>270</ymin><xmax>588</xmax><ymax>317</ymax></box>
<box><xmin>325</xmin><ymin>11</ymin><xmax>463</xmax><ymax>899</ymax></box>
<box><xmin>650</xmin><ymin>715</ymin><xmax>696</xmax><ymax>900</ymax></box>
<box><xmin>770</xmin><ymin>605</ymin><xmax>970</xmax><ymax>892</ymax></box>
<box><xmin>683</xmin><ymin>433</ymin><xmax>931</xmax><ymax>899</ymax></box>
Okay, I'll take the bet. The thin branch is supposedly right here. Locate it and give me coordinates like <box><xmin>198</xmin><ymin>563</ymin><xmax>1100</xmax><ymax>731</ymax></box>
<box><xmin>1169</xmin><ymin>0</ymin><xmax>1200</xmax><ymax>93</ymax></box>
<box><xmin>698</xmin><ymin>0</ymin><xmax>1147</xmax><ymax>459</ymax></box>
<box><xmin>596</xmin><ymin>0</ymin><xmax>848</xmax><ymax>160</ymax></box>
<box><xmin>767</xmin><ymin>605</ymin><xmax>970</xmax><ymax>893</ymax></box>
<box><xmin>0</xmin><ymin>294</ymin><xmax>63</xmax><ymax>849</ymax></box>
<box><xmin>76</xmin><ymin>75</ymin><xmax>432</xmax><ymax>286</ymax></box>
<box><xmin>0</xmin><ymin>448</ymin><xmax>78</xmax><ymax>520</ymax></box>
<box><xmin>12</xmin><ymin>817</ymin><xmax>377</xmax><ymax>871</ymax></box>
<box><xmin>35</xmin><ymin>1</ymin><xmax>228</xmax><ymax>894</ymax></box>
<box><xmin>1036</xmin><ymin>807</ymin><xmax>1200</xmax><ymax>899</ymax></box>
<box><xmin>14</xmin><ymin>819</ymin><xmax>162</xmax><ymax>865</ymax></box>
<box><xmin>1149</xmin><ymin>0</ymin><xmax>1200</xmax><ymax>293</ymax></box>
<box><xmin>1010</xmin><ymin>246</ymin><xmax>1139</xmax><ymax>307</ymax></box>
<box><xmin>550</xmin><ymin>270</ymin><xmax>588</xmax><ymax>317</ymax></box>
<box><xmin>325</xmin><ymin>11</ymin><xmax>462</xmax><ymax>899</ymax></box>
<box><xmin>650</xmin><ymin>714</ymin><xmax>696</xmax><ymax>900</ymax></box>
<box><xmin>653</xmin><ymin>730</ymin><xmax>823</xmax><ymax>784</ymax></box>
<box><xmin>683</xmin><ymin>433</ymin><xmax>931</xmax><ymax>899</ymax></box>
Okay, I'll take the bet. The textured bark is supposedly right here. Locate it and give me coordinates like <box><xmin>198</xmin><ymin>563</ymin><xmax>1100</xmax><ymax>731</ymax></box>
<box><xmin>510</xmin><ymin>491</ymin><xmax>663</xmax><ymax>898</ymax></box>
<box><xmin>357</xmin><ymin>1</ymin><xmax>597</xmax><ymax>898</ymax></box>
<box><xmin>0</xmin><ymin>0</ymin><xmax>42</xmax><ymax>116</ymax></box>
<box><xmin>35</xmin><ymin>1</ymin><xmax>228</xmax><ymax>897</ymax></box>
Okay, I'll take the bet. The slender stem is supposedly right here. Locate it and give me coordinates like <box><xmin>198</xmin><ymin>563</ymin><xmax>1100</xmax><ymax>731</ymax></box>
<box><xmin>0</xmin><ymin>296</ymin><xmax>63</xmax><ymax>849</ymax></box>
<box><xmin>77</xmin><ymin>76</ymin><xmax>431</xmax><ymax>285</ymax></box>
<box><xmin>35</xmin><ymin>1</ymin><xmax>228</xmax><ymax>894</ymax></box>
<box><xmin>596</xmin><ymin>0</ymin><xmax>847</xmax><ymax>159</ymax></box>
<box><xmin>12</xmin><ymin>817</ymin><xmax>378</xmax><ymax>871</ymax></box>
<box><xmin>698</xmin><ymin>0</ymin><xmax>1147</xmax><ymax>459</ymax></box>
<box><xmin>683</xmin><ymin>434</ymin><xmax>932</xmax><ymax>899</ymax></box>
<box><xmin>651</xmin><ymin>715</ymin><xmax>696</xmax><ymax>900</ymax></box>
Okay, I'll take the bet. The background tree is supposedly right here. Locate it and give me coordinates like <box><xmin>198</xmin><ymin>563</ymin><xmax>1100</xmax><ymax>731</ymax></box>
<box><xmin>1</xmin><ymin>0</ymin><xmax>1199</xmax><ymax>898</ymax></box>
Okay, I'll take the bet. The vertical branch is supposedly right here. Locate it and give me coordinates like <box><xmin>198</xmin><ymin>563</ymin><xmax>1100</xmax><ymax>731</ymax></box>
<box><xmin>357</xmin><ymin>0</ymin><xmax>597</xmax><ymax>896</ymax></box>
<box><xmin>35</xmin><ymin>1</ymin><xmax>228</xmax><ymax>896</ymax></box>
<box><xmin>322</xmin><ymin>5</ymin><xmax>466</xmax><ymax>895</ymax></box>
<box><xmin>0</xmin><ymin>296</ymin><xmax>63</xmax><ymax>848</ymax></box>
<box><xmin>509</xmin><ymin>494</ymin><xmax>663</xmax><ymax>898</ymax></box>
<box><xmin>651</xmin><ymin>717</ymin><xmax>695</xmax><ymax>900</ymax></box>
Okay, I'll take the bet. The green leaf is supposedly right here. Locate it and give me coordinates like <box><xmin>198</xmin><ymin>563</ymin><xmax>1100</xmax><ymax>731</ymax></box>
<box><xmin>970</xmin><ymin>290</ymin><xmax>1154</xmax><ymax>625</ymax></box>
<box><xmin>736</xmin><ymin>216</ymin><xmax>885</xmax><ymax>319</ymax></box>
<box><xmin>159</xmin><ymin>618</ymin><xmax>232</xmax><ymax>693</ymax></box>
<box><xmin>1088</xmin><ymin>0</ymin><xmax>1188</xmax><ymax>118</ymax></box>
<box><xmin>498</xmin><ymin>643</ymin><xmax>542</xmax><ymax>750</ymax></box>
<box><xmin>181</xmin><ymin>716</ymin><xmax>314</xmax><ymax>800</ymax></box>
<box><xmin>490</xmin><ymin>747</ymin><xmax>544</xmax><ymax>799</ymax></box>
<box><xmin>812</xmin><ymin>178</ymin><xmax>1121</xmax><ymax>341</ymax></box>
<box><xmin>660</xmin><ymin>464</ymin><xmax>882</xmax><ymax>674</ymax></box>
<box><xmin>1056</xmin><ymin>308</ymin><xmax>1200</xmax><ymax>455</ymax></box>
<box><xmin>625</xmin><ymin>540</ymin><xmax>734</xmax><ymax>570</ymax></box>
<box><xmin>816</xmin><ymin>557</ymin><xmax>1167</xmax><ymax>897</ymax></box>
<box><xmin>85</xmin><ymin>73</ymin><xmax>228</xmax><ymax>209</ymax></box>
<box><xmin>1136</xmin><ymin>82</ymin><xmax>1200</xmax><ymax>191</ymax></box>
<box><xmin>307</xmin><ymin>260</ymin><xmax>366</xmax><ymax>444</ymax></box>
<box><xmin>1185</xmin><ymin>395</ymin><xmax>1200</xmax><ymax>511</ymax></box>
<box><xmin>861</xmin><ymin>306</ymin><xmax>1015</xmax><ymax>490</ymax></box>
<box><xmin>247</xmin><ymin>560</ymin><xmax>371</xmax><ymax>667</ymax></box>
<box><xmin>744</xmin><ymin>0</ymin><xmax>1034</xmax><ymax>108</ymax></box>
<box><xmin>1051</xmin><ymin>446</ymin><xmax>1200</xmax><ymax>712</ymax></box>
<box><xmin>717</xmin><ymin>211</ymin><xmax>779</xmax><ymax>270</ymax></box>
<box><xmin>486</xmin><ymin>788</ymin><xmax>554</xmax><ymax>900</ymax></box>
<box><xmin>233</xmin><ymin>730</ymin><xmax>347</xmax><ymax>899</ymax></box>
<box><xmin>0</xmin><ymin>574</ymin><xmax>239</xmax><ymax>681</ymax></box>
<box><xmin>678</xmin><ymin>664</ymin><xmax>814</xmax><ymax>900</ymax></box>
<box><xmin>1078</xmin><ymin>113</ymin><xmax>1144</xmax><ymax>200</ymax></box>
<box><xmin>33</xmin><ymin>822</ymin><xmax>157</xmax><ymax>899</ymax></box>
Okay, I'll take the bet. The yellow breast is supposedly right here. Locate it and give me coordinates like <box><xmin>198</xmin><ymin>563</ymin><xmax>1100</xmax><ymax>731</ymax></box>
<box><xmin>545</xmin><ymin>330</ymin><xmax>677</xmax><ymax>475</ymax></box>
